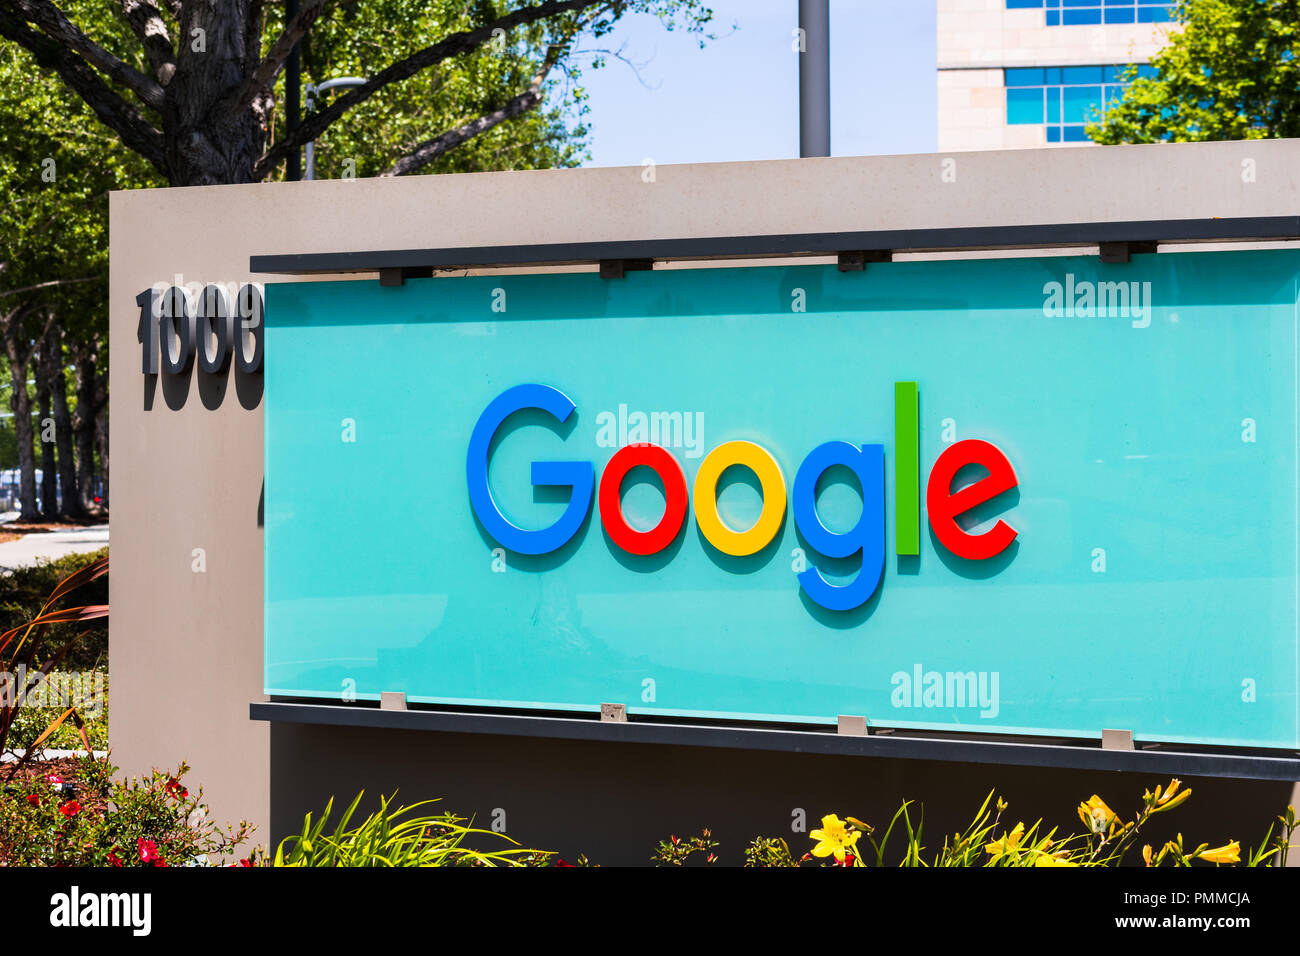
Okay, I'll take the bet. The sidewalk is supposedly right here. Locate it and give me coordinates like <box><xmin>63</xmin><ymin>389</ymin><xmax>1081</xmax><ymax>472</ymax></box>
<box><xmin>0</xmin><ymin>520</ymin><xmax>109</xmax><ymax>570</ymax></box>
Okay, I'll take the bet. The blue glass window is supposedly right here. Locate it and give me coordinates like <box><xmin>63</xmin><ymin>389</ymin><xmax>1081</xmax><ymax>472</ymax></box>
<box><xmin>1007</xmin><ymin>87</ymin><xmax>1045</xmax><ymax>124</ymax></box>
<box><xmin>1006</xmin><ymin>0</ymin><xmax>1174</xmax><ymax>24</ymax></box>
<box><xmin>1005</xmin><ymin>61</ymin><xmax>1155</xmax><ymax>143</ymax></box>
<box><xmin>1062</xmin><ymin>8</ymin><xmax>1103</xmax><ymax>25</ymax></box>
<box><xmin>1062</xmin><ymin>84</ymin><xmax>1102</xmax><ymax>122</ymax></box>
<box><xmin>1006</xmin><ymin>67</ymin><xmax>1047</xmax><ymax>86</ymax></box>
<box><xmin>1062</xmin><ymin>65</ymin><xmax>1104</xmax><ymax>83</ymax></box>
<box><xmin>1138</xmin><ymin>4</ymin><xmax>1174</xmax><ymax>21</ymax></box>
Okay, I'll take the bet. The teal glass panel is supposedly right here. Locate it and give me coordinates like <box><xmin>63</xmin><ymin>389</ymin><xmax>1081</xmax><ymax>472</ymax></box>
<box><xmin>265</xmin><ymin>250</ymin><xmax>1300</xmax><ymax>748</ymax></box>
<box><xmin>1007</xmin><ymin>87</ymin><xmax>1044</xmax><ymax>124</ymax></box>
<box><xmin>1046</xmin><ymin>89</ymin><xmax>1061</xmax><ymax>123</ymax></box>
<box><xmin>1062</xmin><ymin>65</ymin><xmax>1104</xmax><ymax>84</ymax></box>
<box><xmin>1063</xmin><ymin>83</ymin><xmax>1102</xmax><ymax>122</ymax></box>
<box><xmin>1005</xmin><ymin>67</ymin><xmax>1046</xmax><ymax>86</ymax></box>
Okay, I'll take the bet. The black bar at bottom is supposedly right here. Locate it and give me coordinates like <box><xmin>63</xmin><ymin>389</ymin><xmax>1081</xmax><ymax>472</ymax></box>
<box><xmin>251</xmin><ymin>701</ymin><xmax>1300</xmax><ymax>781</ymax></box>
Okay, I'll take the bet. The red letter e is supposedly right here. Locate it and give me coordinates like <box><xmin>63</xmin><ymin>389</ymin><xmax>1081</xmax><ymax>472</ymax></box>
<box><xmin>927</xmin><ymin>439</ymin><xmax>1018</xmax><ymax>561</ymax></box>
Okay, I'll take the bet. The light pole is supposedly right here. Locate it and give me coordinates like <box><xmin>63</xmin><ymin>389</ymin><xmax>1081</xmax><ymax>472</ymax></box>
<box><xmin>798</xmin><ymin>0</ymin><xmax>830</xmax><ymax>158</ymax></box>
<box><xmin>304</xmin><ymin>77</ymin><xmax>367</xmax><ymax>180</ymax></box>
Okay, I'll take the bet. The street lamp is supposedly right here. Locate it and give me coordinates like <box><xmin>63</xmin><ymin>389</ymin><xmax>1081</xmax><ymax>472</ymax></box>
<box><xmin>798</xmin><ymin>0</ymin><xmax>830</xmax><ymax>158</ymax></box>
<box><xmin>304</xmin><ymin>77</ymin><xmax>367</xmax><ymax>180</ymax></box>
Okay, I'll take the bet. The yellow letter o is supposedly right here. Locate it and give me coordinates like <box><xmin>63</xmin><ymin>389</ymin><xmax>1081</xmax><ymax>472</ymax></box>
<box><xmin>693</xmin><ymin>440</ymin><xmax>787</xmax><ymax>556</ymax></box>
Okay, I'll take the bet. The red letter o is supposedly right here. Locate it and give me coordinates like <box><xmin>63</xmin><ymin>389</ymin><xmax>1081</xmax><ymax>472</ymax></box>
<box><xmin>599</xmin><ymin>444</ymin><xmax>688</xmax><ymax>556</ymax></box>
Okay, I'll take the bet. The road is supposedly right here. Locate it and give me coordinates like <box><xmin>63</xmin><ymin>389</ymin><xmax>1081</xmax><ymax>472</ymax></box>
<box><xmin>0</xmin><ymin>521</ymin><xmax>109</xmax><ymax>570</ymax></box>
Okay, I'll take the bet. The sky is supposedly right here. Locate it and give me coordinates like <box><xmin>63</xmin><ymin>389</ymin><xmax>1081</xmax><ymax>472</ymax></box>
<box><xmin>569</xmin><ymin>0</ymin><xmax>938</xmax><ymax>168</ymax></box>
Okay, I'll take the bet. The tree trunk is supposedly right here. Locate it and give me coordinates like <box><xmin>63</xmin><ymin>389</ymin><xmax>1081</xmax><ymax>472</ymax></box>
<box><xmin>37</xmin><ymin>377</ymin><xmax>56</xmax><ymax>520</ymax></box>
<box><xmin>165</xmin><ymin>3</ymin><xmax>267</xmax><ymax>186</ymax></box>
<box><xmin>50</xmin><ymin>331</ymin><xmax>83</xmax><ymax>520</ymax></box>
<box><xmin>5</xmin><ymin>345</ymin><xmax>38</xmax><ymax>520</ymax></box>
<box><xmin>72</xmin><ymin>341</ymin><xmax>105</xmax><ymax>514</ymax></box>
<box><xmin>94</xmin><ymin>403</ymin><xmax>109</xmax><ymax>511</ymax></box>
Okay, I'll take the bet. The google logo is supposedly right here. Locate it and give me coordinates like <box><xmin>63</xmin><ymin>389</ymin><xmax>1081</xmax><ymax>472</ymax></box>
<box><xmin>468</xmin><ymin>383</ymin><xmax>1020</xmax><ymax>612</ymax></box>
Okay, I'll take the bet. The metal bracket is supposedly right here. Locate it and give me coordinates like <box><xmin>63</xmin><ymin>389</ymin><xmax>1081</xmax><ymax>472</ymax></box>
<box><xmin>837</xmin><ymin>714</ymin><xmax>867</xmax><ymax>736</ymax></box>
<box><xmin>598</xmin><ymin>259</ymin><xmax>653</xmax><ymax>279</ymax></box>
<box><xmin>1098</xmin><ymin>241</ymin><xmax>1158</xmax><ymax>264</ymax></box>
<box><xmin>1101</xmin><ymin>728</ymin><xmax>1135</xmax><ymax>751</ymax></box>
<box><xmin>837</xmin><ymin>250</ymin><xmax>891</xmax><ymax>272</ymax></box>
<box><xmin>378</xmin><ymin>267</ymin><xmax>434</xmax><ymax>287</ymax></box>
<box><xmin>600</xmin><ymin>702</ymin><xmax>627</xmax><ymax>722</ymax></box>
<box><xmin>380</xmin><ymin>691</ymin><xmax>407</xmax><ymax>711</ymax></box>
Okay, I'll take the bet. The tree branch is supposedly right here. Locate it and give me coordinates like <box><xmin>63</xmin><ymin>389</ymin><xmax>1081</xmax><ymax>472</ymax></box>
<box><xmin>252</xmin><ymin>0</ymin><xmax>617</xmax><ymax>180</ymax></box>
<box><xmin>0</xmin><ymin>276</ymin><xmax>103</xmax><ymax>301</ymax></box>
<box><xmin>3</xmin><ymin>0</ymin><xmax>166</xmax><ymax>110</ymax></box>
<box><xmin>383</xmin><ymin>48</ymin><xmax>562</xmax><ymax>176</ymax></box>
<box><xmin>119</xmin><ymin>0</ymin><xmax>176</xmax><ymax>84</ymax></box>
<box><xmin>231</xmin><ymin>0</ymin><xmax>329</xmax><ymax>114</ymax></box>
<box><xmin>0</xmin><ymin>3</ymin><xmax>168</xmax><ymax>175</ymax></box>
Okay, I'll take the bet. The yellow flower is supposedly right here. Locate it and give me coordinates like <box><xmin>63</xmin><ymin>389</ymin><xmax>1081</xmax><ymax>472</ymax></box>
<box><xmin>1198</xmin><ymin>841</ymin><xmax>1240</xmax><ymax>865</ymax></box>
<box><xmin>1142</xmin><ymin>844</ymin><xmax>1153</xmax><ymax>867</ymax></box>
<box><xmin>810</xmin><ymin>814</ymin><xmax>861</xmax><ymax>862</ymax></box>
<box><xmin>1078</xmin><ymin>795</ymin><xmax>1120</xmax><ymax>833</ymax></box>
<box><xmin>1033</xmin><ymin>852</ymin><xmax>1078</xmax><ymax>867</ymax></box>
<box><xmin>1146</xmin><ymin>779</ymin><xmax>1192</xmax><ymax>813</ymax></box>
<box><xmin>985</xmin><ymin>821</ymin><xmax>1026</xmax><ymax>860</ymax></box>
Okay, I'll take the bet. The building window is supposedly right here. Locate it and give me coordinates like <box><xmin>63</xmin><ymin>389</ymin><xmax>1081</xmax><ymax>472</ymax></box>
<box><xmin>1005</xmin><ymin>64</ymin><xmax>1156</xmax><ymax>142</ymax></box>
<box><xmin>1005</xmin><ymin>0</ymin><xmax>1174</xmax><ymax>26</ymax></box>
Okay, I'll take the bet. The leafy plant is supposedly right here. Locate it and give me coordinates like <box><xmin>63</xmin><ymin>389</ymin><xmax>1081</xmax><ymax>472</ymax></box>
<box><xmin>0</xmin><ymin>549</ymin><xmax>108</xmax><ymax>670</ymax></box>
<box><xmin>696</xmin><ymin>782</ymin><xmax>1296</xmax><ymax>868</ymax></box>
<box><xmin>270</xmin><ymin>792</ymin><xmax>553</xmax><ymax>867</ymax></box>
<box><xmin>651</xmin><ymin>828</ymin><xmax>718</xmax><ymax>866</ymax></box>
<box><xmin>0</xmin><ymin>553</ymin><xmax>108</xmax><ymax>776</ymax></box>
<box><xmin>5</xmin><ymin>669</ymin><xmax>107</xmax><ymax>751</ymax></box>
<box><xmin>0</xmin><ymin>755</ymin><xmax>252</xmax><ymax>867</ymax></box>
<box><xmin>1091</xmin><ymin>0</ymin><xmax>1300</xmax><ymax>144</ymax></box>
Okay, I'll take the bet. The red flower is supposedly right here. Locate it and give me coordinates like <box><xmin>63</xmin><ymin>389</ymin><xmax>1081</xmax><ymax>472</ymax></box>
<box><xmin>154</xmin><ymin>858</ymin><xmax>168</xmax><ymax>868</ymax></box>
<box><xmin>555</xmin><ymin>858</ymin><xmax>575</xmax><ymax>867</ymax></box>
<box><xmin>137</xmin><ymin>838</ymin><xmax>159</xmax><ymax>864</ymax></box>
<box><xmin>45</xmin><ymin>773</ymin><xmax>63</xmax><ymax>785</ymax></box>
<box><xmin>838</xmin><ymin>852</ymin><xmax>856</xmax><ymax>868</ymax></box>
<box><xmin>164</xmin><ymin>778</ymin><xmax>188</xmax><ymax>800</ymax></box>
<box><xmin>238</xmin><ymin>857</ymin><xmax>256</xmax><ymax>867</ymax></box>
<box><xmin>107</xmin><ymin>849</ymin><xmax>123</xmax><ymax>868</ymax></box>
<box><xmin>58</xmin><ymin>800</ymin><xmax>80</xmax><ymax>818</ymax></box>
<box><xmin>25</xmin><ymin>793</ymin><xmax>39</xmax><ymax>807</ymax></box>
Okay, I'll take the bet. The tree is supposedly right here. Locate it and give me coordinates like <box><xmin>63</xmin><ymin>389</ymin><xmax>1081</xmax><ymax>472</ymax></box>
<box><xmin>0</xmin><ymin>0</ymin><xmax>713</xmax><ymax>187</ymax></box>
<box><xmin>0</xmin><ymin>33</ymin><xmax>149</xmax><ymax>518</ymax></box>
<box><xmin>1090</xmin><ymin>0</ymin><xmax>1300</xmax><ymax>144</ymax></box>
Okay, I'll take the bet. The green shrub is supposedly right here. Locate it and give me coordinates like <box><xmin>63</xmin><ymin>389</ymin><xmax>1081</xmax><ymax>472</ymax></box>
<box><xmin>270</xmin><ymin>792</ymin><xmax>553</xmax><ymax>867</ymax></box>
<box><xmin>654</xmin><ymin>783</ymin><xmax>1298</xmax><ymax>868</ymax></box>
<box><xmin>0</xmin><ymin>548</ymin><xmax>108</xmax><ymax>671</ymax></box>
<box><xmin>5</xmin><ymin>669</ymin><xmax>107</xmax><ymax>752</ymax></box>
<box><xmin>0</xmin><ymin>755</ymin><xmax>252</xmax><ymax>867</ymax></box>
